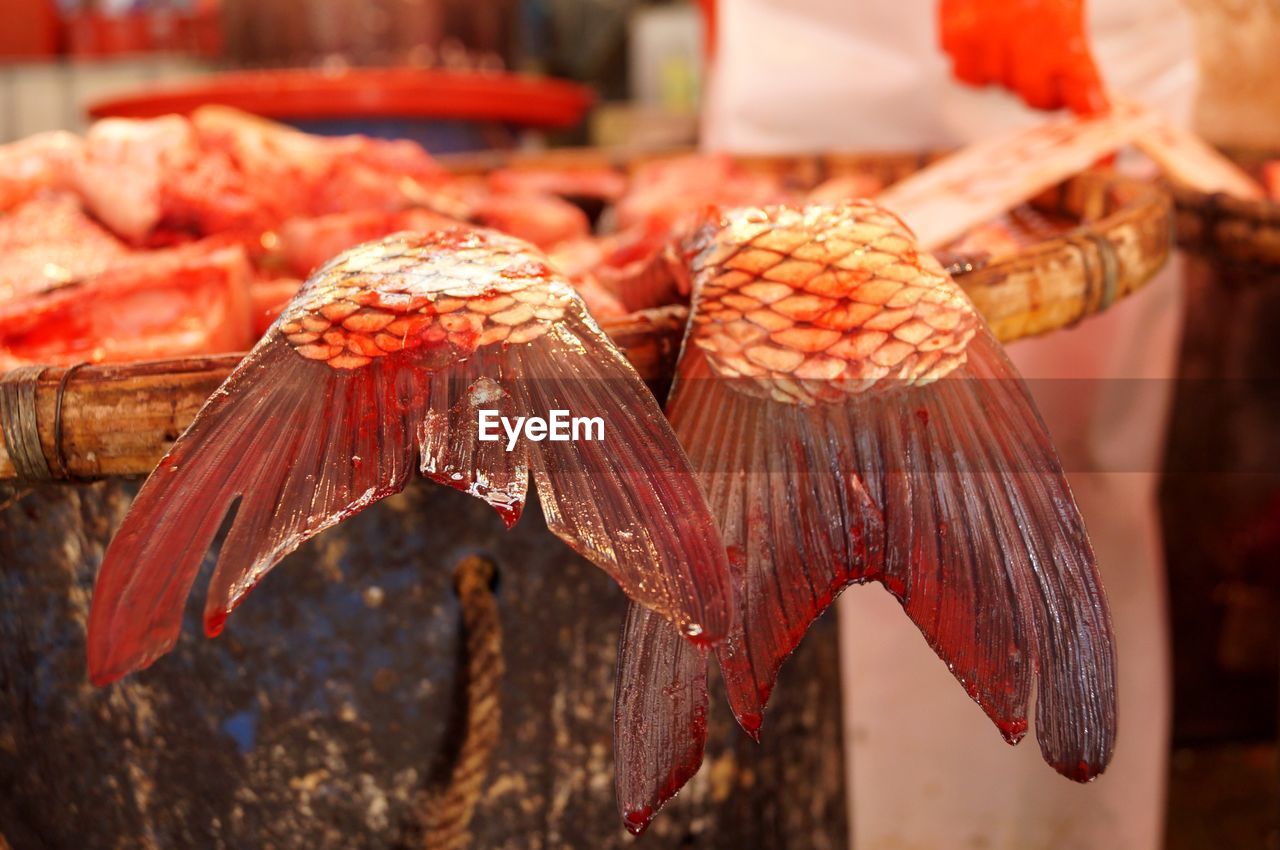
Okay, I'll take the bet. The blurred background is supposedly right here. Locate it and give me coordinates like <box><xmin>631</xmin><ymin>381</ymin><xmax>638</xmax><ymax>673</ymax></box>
<box><xmin>0</xmin><ymin>0</ymin><xmax>703</xmax><ymax>149</ymax></box>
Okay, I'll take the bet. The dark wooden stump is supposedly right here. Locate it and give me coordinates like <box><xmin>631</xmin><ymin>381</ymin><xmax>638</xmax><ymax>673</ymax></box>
<box><xmin>1159</xmin><ymin>256</ymin><xmax>1280</xmax><ymax>744</ymax></box>
<box><xmin>0</xmin><ymin>479</ymin><xmax>847</xmax><ymax>849</ymax></box>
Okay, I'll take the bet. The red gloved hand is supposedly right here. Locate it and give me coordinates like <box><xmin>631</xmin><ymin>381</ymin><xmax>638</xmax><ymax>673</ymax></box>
<box><xmin>1264</xmin><ymin>161</ymin><xmax>1280</xmax><ymax>201</ymax></box>
<box><xmin>940</xmin><ymin>0</ymin><xmax>1109</xmax><ymax>115</ymax></box>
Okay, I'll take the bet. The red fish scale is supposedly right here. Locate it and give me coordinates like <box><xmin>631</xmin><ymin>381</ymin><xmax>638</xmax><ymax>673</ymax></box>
<box><xmin>279</xmin><ymin>229</ymin><xmax>572</xmax><ymax>369</ymax></box>
<box><xmin>685</xmin><ymin>202</ymin><xmax>979</xmax><ymax>405</ymax></box>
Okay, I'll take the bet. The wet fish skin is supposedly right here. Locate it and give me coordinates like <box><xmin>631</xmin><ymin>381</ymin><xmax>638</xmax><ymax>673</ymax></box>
<box><xmin>278</xmin><ymin>228</ymin><xmax>572</xmax><ymax>370</ymax></box>
<box><xmin>685</xmin><ymin>202</ymin><xmax>978</xmax><ymax>404</ymax></box>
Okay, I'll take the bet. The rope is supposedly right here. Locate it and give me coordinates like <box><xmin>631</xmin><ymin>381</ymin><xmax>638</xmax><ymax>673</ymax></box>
<box><xmin>51</xmin><ymin>363</ymin><xmax>89</xmax><ymax>481</ymax></box>
<box><xmin>0</xmin><ymin>484</ymin><xmax>32</xmax><ymax>512</ymax></box>
<box><xmin>0</xmin><ymin>366</ymin><xmax>52</xmax><ymax>482</ymax></box>
<box><xmin>0</xmin><ymin>362</ymin><xmax>88</xmax><ymax>483</ymax></box>
<box><xmin>417</xmin><ymin>555</ymin><xmax>503</xmax><ymax>850</ymax></box>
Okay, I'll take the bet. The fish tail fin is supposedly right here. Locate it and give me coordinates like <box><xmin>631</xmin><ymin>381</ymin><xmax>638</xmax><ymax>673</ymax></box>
<box><xmin>91</xmin><ymin>306</ymin><xmax>736</xmax><ymax>686</ymax></box>
<box><xmin>512</xmin><ymin>305</ymin><xmax>735</xmax><ymax>645</ymax></box>
<box><xmin>88</xmin><ymin>336</ymin><xmax>542</xmax><ymax>685</ymax></box>
<box><xmin>613</xmin><ymin>601</ymin><xmax>709</xmax><ymax>835</ymax></box>
<box><xmin>855</xmin><ymin>329</ymin><xmax>1116</xmax><ymax>778</ymax></box>
<box><xmin>416</xmin><ymin>342</ymin><xmax>531</xmax><ymax>528</ymax></box>
<box><xmin>87</xmin><ymin>337</ymin><xmax>428</xmax><ymax>684</ymax></box>
<box><xmin>667</xmin><ymin>348</ymin><xmax>886</xmax><ymax>734</ymax></box>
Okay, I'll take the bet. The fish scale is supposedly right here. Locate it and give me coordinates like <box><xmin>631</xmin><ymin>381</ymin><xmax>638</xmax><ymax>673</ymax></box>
<box><xmin>685</xmin><ymin>203</ymin><xmax>979</xmax><ymax>404</ymax></box>
<box><xmin>278</xmin><ymin>229</ymin><xmax>572</xmax><ymax>370</ymax></box>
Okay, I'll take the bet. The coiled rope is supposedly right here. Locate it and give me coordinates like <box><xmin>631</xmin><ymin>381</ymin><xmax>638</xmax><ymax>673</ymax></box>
<box><xmin>416</xmin><ymin>555</ymin><xmax>504</xmax><ymax>850</ymax></box>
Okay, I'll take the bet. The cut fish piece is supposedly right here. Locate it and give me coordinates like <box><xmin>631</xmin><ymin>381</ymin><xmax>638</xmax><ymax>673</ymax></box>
<box><xmin>488</xmin><ymin>166</ymin><xmax>627</xmax><ymax>201</ymax></box>
<box><xmin>249</xmin><ymin>276</ymin><xmax>303</xmax><ymax>336</ymax></box>
<box><xmin>278</xmin><ymin>208</ymin><xmax>460</xmax><ymax>278</ymax></box>
<box><xmin>470</xmin><ymin>192</ymin><xmax>591</xmax><ymax>250</ymax></box>
<box><xmin>0</xmin><ymin>130</ymin><xmax>83</xmax><ymax>212</ymax></box>
<box><xmin>73</xmin><ymin>115</ymin><xmax>200</xmax><ymax>243</ymax></box>
<box><xmin>1131</xmin><ymin>109</ymin><xmax>1266</xmax><ymax>200</ymax></box>
<box><xmin>1265</xmin><ymin>161</ymin><xmax>1280</xmax><ymax>201</ymax></box>
<box><xmin>0</xmin><ymin>239</ymin><xmax>254</xmax><ymax>370</ymax></box>
<box><xmin>0</xmin><ymin>193</ymin><xmax>132</xmax><ymax>301</ymax></box>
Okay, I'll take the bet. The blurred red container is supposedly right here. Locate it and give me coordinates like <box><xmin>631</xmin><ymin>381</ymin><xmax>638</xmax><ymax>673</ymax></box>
<box><xmin>174</xmin><ymin>9</ymin><xmax>223</xmax><ymax>58</ymax></box>
<box><xmin>88</xmin><ymin>68</ymin><xmax>594</xmax><ymax>129</ymax></box>
<box><xmin>64</xmin><ymin>12</ymin><xmax>155</xmax><ymax>58</ymax></box>
<box><xmin>0</xmin><ymin>0</ymin><xmax>61</xmax><ymax>59</ymax></box>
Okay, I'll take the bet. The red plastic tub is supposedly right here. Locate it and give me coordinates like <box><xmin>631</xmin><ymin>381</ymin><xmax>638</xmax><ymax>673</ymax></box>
<box><xmin>88</xmin><ymin>67</ymin><xmax>595</xmax><ymax>130</ymax></box>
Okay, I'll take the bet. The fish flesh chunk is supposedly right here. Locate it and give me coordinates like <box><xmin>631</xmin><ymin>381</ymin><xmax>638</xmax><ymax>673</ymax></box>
<box><xmin>0</xmin><ymin>131</ymin><xmax>83</xmax><ymax>212</ymax></box>
<box><xmin>0</xmin><ymin>193</ymin><xmax>131</xmax><ymax>301</ymax></box>
<box><xmin>877</xmin><ymin>102</ymin><xmax>1160</xmax><ymax>249</ymax></box>
<box><xmin>0</xmin><ymin>239</ymin><xmax>254</xmax><ymax>370</ymax></box>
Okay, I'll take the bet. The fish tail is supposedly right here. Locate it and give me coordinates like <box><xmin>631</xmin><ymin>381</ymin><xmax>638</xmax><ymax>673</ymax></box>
<box><xmin>613</xmin><ymin>601</ymin><xmax>709</xmax><ymax>835</ymax></box>
<box><xmin>90</xmin><ymin>339</ymin><xmax>533</xmax><ymax>684</ymax></box>
<box><xmin>90</xmin><ymin>298</ymin><xmax>737</xmax><ymax>684</ymax></box>
<box><xmin>667</xmin><ymin>347</ymin><xmax>886</xmax><ymax>733</ymax></box>
<box><xmin>854</xmin><ymin>329</ymin><xmax>1116</xmax><ymax>778</ymax></box>
<box><xmin>88</xmin><ymin>337</ymin><xmax>430</xmax><ymax>684</ymax></box>
<box><xmin>512</xmin><ymin>305</ymin><xmax>735</xmax><ymax>645</ymax></box>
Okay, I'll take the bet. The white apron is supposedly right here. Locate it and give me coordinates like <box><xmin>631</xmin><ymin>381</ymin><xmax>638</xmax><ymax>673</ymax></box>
<box><xmin>703</xmin><ymin>2</ymin><xmax>1192</xmax><ymax>847</ymax></box>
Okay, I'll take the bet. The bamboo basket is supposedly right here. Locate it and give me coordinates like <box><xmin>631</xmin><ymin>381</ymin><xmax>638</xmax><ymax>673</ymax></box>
<box><xmin>0</xmin><ymin>155</ymin><xmax>1172</xmax><ymax>482</ymax></box>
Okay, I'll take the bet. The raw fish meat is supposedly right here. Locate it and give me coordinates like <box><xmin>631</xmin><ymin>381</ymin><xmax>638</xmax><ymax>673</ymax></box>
<box><xmin>877</xmin><ymin>102</ymin><xmax>1159</xmax><ymax>249</ymax></box>
<box><xmin>585</xmin><ymin>226</ymin><xmax>687</xmax><ymax>313</ymax></box>
<box><xmin>278</xmin><ymin>209</ymin><xmax>461</xmax><ymax>278</ymax></box>
<box><xmin>1266</xmin><ymin>162</ymin><xmax>1280</xmax><ymax>201</ymax></box>
<box><xmin>470</xmin><ymin>192</ymin><xmax>591</xmax><ymax>250</ymax></box>
<box><xmin>0</xmin><ymin>131</ymin><xmax>83</xmax><ymax>212</ymax></box>
<box><xmin>190</xmin><ymin>106</ymin><xmax>448</xmax><ymax>223</ymax></box>
<box><xmin>0</xmin><ymin>110</ymin><xmax>648</xmax><ymax>366</ymax></box>
<box><xmin>69</xmin><ymin>108</ymin><xmax>452</xmax><ymax>247</ymax></box>
<box><xmin>0</xmin><ymin>240</ymin><xmax>253</xmax><ymax>369</ymax></box>
<box><xmin>616</xmin><ymin>154</ymin><xmax>787</xmax><ymax>234</ymax></box>
<box><xmin>806</xmin><ymin>172</ymin><xmax>886</xmax><ymax>205</ymax></box>
<box><xmin>1131</xmin><ymin>111</ymin><xmax>1266</xmax><ymax>199</ymax></box>
<box><xmin>487</xmin><ymin>166</ymin><xmax>627</xmax><ymax>201</ymax></box>
<box><xmin>0</xmin><ymin>193</ymin><xmax>131</xmax><ymax>301</ymax></box>
<box><xmin>73</xmin><ymin>115</ymin><xmax>201</xmax><ymax>243</ymax></box>
<box><xmin>249</xmin><ymin>276</ymin><xmax>303</xmax><ymax>336</ymax></box>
